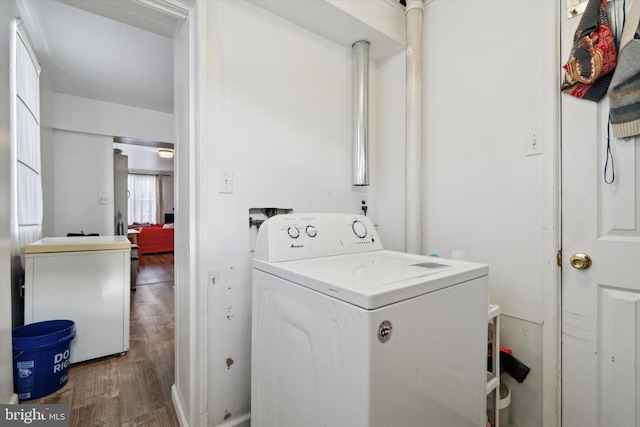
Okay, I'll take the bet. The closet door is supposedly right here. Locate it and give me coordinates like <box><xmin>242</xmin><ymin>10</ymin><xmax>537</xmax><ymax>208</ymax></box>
<box><xmin>561</xmin><ymin>2</ymin><xmax>640</xmax><ymax>425</ymax></box>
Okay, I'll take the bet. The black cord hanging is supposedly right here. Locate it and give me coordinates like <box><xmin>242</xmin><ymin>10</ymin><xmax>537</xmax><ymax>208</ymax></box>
<box><xmin>605</xmin><ymin>116</ymin><xmax>615</xmax><ymax>184</ymax></box>
<box><xmin>603</xmin><ymin>0</ymin><xmax>626</xmax><ymax>185</ymax></box>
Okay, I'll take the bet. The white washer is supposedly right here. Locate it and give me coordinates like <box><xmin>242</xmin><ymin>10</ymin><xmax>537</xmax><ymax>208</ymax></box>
<box><xmin>252</xmin><ymin>213</ymin><xmax>488</xmax><ymax>427</ymax></box>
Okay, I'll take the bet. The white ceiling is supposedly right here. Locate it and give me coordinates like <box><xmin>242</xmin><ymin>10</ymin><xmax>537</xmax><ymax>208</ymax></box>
<box><xmin>114</xmin><ymin>142</ymin><xmax>174</xmax><ymax>173</ymax></box>
<box><xmin>18</xmin><ymin>0</ymin><xmax>176</xmax><ymax>114</ymax></box>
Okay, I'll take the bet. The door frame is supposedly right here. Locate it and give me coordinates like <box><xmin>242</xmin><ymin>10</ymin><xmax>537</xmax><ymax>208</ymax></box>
<box><xmin>540</xmin><ymin>3</ymin><xmax>562</xmax><ymax>426</ymax></box>
<box><xmin>133</xmin><ymin>1</ymin><xmax>207</xmax><ymax>426</ymax></box>
<box><xmin>531</xmin><ymin>3</ymin><xmax>564</xmax><ymax>427</ymax></box>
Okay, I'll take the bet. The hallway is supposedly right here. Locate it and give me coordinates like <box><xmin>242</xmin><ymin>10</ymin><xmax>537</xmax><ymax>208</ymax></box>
<box><xmin>28</xmin><ymin>255</ymin><xmax>178</xmax><ymax>427</ymax></box>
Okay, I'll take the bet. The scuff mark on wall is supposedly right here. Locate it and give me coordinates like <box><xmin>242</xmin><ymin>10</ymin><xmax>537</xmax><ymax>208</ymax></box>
<box><xmin>226</xmin><ymin>357</ymin><xmax>234</xmax><ymax>369</ymax></box>
<box><xmin>224</xmin><ymin>411</ymin><xmax>232</xmax><ymax>420</ymax></box>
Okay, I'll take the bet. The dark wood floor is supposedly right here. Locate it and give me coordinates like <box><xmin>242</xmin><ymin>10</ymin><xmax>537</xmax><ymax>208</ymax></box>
<box><xmin>28</xmin><ymin>254</ymin><xmax>178</xmax><ymax>427</ymax></box>
<box><xmin>137</xmin><ymin>253</ymin><xmax>174</xmax><ymax>286</ymax></box>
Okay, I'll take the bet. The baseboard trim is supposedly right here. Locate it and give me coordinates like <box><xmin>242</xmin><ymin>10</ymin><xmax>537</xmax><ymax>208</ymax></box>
<box><xmin>171</xmin><ymin>384</ymin><xmax>189</xmax><ymax>427</ymax></box>
<box><xmin>213</xmin><ymin>411</ymin><xmax>251</xmax><ymax>427</ymax></box>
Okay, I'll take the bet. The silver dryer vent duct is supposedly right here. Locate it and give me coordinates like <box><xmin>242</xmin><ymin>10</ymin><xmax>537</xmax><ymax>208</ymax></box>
<box><xmin>352</xmin><ymin>40</ymin><xmax>369</xmax><ymax>186</ymax></box>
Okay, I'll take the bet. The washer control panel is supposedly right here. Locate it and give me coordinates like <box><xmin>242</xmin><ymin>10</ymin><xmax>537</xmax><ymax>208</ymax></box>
<box><xmin>254</xmin><ymin>213</ymin><xmax>383</xmax><ymax>262</ymax></box>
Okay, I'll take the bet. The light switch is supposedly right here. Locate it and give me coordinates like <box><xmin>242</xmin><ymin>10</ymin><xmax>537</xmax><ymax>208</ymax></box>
<box><xmin>525</xmin><ymin>130</ymin><xmax>543</xmax><ymax>156</ymax></box>
<box><xmin>219</xmin><ymin>170</ymin><xmax>233</xmax><ymax>193</ymax></box>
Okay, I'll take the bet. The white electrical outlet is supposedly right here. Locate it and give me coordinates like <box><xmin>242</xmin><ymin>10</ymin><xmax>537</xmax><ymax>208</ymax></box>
<box><xmin>98</xmin><ymin>196</ymin><xmax>109</xmax><ymax>205</ymax></box>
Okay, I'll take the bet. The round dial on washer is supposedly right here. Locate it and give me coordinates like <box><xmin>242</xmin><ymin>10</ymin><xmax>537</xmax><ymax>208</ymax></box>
<box><xmin>287</xmin><ymin>226</ymin><xmax>300</xmax><ymax>239</ymax></box>
<box><xmin>306</xmin><ymin>225</ymin><xmax>317</xmax><ymax>238</ymax></box>
<box><xmin>352</xmin><ymin>220</ymin><xmax>367</xmax><ymax>238</ymax></box>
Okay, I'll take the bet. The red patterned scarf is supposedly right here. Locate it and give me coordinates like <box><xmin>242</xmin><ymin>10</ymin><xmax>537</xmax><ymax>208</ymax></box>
<box><xmin>561</xmin><ymin>0</ymin><xmax>618</xmax><ymax>101</ymax></box>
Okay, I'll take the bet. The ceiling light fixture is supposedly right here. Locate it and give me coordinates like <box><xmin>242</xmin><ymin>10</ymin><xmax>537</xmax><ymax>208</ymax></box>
<box><xmin>158</xmin><ymin>149</ymin><xmax>174</xmax><ymax>159</ymax></box>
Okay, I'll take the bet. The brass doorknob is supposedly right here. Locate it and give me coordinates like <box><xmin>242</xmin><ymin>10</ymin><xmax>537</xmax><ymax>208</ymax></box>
<box><xmin>570</xmin><ymin>253</ymin><xmax>592</xmax><ymax>270</ymax></box>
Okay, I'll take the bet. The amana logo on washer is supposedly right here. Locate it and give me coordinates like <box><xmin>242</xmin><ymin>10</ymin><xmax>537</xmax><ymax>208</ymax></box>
<box><xmin>378</xmin><ymin>320</ymin><xmax>393</xmax><ymax>343</ymax></box>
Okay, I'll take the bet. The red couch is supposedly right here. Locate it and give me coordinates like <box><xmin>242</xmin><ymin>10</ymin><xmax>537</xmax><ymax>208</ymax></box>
<box><xmin>134</xmin><ymin>224</ymin><xmax>174</xmax><ymax>255</ymax></box>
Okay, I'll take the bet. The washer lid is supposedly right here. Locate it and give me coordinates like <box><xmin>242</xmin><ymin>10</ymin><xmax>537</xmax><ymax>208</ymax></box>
<box><xmin>253</xmin><ymin>250</ymin><xmax>488</xmax><ymax>309</ymax></box>
<box><xmin>24</xmin><ymin>236</ymin><xmax>131</xmax><ymax>254</ymax></box>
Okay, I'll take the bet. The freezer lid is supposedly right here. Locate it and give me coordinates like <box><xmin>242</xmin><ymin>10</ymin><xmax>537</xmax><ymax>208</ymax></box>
<box><xmin>24</xmin><ymin>236</ymin><xmax>131</xmax><ymax>254</ymax></box>
<box><xmin>253</xmin><ymin>250</ymin><xmax>488</xmax><ymax>309</ymax></box>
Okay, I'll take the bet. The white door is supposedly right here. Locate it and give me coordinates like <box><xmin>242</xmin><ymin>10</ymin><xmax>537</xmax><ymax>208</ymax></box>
<box><xmin>561</xmin><ymin>6</ymin><xmax>640</xmax><ymax>426</ymax></box>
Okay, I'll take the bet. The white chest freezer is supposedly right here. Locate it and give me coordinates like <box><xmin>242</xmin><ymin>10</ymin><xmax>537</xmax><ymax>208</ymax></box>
<box><xmin>24</xmin><ymin>236</ymin><xmax>131</xmax><ymax>363</ymax></box>
<box><xmin>251</xmin><ymin>213</ymin><xmax>489</xmax><ymax>427</ymax></box>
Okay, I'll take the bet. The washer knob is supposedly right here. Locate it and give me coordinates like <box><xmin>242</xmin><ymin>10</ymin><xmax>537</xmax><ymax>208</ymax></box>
<box><xmin>352</xmin><ymin>220</ymin><xmax>367</xmax><ymax>238</ymax></box>
<box><xmin>287</xmin><ymin>226</ymin><xmax>300</xmax><ymax>239</ymax></box>
<box><xmin>306</xmin><ymin>225</ymin><xmax>317</xmax><ymax>238</ymax></box>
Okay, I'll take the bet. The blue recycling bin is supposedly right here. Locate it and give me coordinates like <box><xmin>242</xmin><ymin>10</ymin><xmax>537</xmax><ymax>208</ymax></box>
<box><xmin>12</xmin><ymin>320</ymin><xmax>76</xmax><ymax>400</ymax></box>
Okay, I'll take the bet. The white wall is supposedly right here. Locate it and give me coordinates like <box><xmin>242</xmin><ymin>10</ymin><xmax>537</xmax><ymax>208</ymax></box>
<box><xmin>423</xmin><ymin>0</ymin><xmax>558</xmax><ymax>322</ymax></box>
<box><xmin>40</xmin><ymin>94</ymin><xmax>175</xmax><ymax>236</ymax></box>
<box><xmin>52</xmin><ymin>130</ymin><xmax>114</xmax><ymax>236</ymax></box>
<box><xmin>161</xmin><ymin>175</ymin><xmax>174</xmax><ymax>220</ymax></box>
<box><xmin>199</xmin><ymin>1</ymin><xmax>382</xmax><ymax>423</ymax></box>
<box><xmin>40</xmin><ymin>70</ymin><xmax>55</xmax><ymax>237</ymax></box>
<box><xmin>0</xmin><ymin>0</ymin><xmax>20</xmax><ymax>405</ymax></box>
<box><xmin>375</xmin><ymin>50</ymin><xmax>406</xmax><ymax>252</ymax></box>
<box><xmin>420</xmin><ymin>2</ymin><xmax>559</xmax><ymax>426</ymax></box>
<box><xmin>48</xmin><ymin>93</ymin><xmax>173</xmax><ymax>143</ymax></box>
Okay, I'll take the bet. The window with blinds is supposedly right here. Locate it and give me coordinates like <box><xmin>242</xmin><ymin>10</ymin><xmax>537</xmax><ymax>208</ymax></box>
<box><xmin>10</xmin><ymin>17</ymin><xmax>42</xmax><ymax>250</ymax></box>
